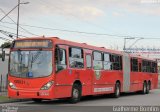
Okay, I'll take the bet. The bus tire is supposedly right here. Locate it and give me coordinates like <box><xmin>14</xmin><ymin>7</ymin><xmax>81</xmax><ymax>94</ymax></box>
<box><xmin>142</xmin><ymin>82</ymin><xmax>147</xmax><ymax>94</ymax></box>
<box><xmin>146</xmin><ymin>82</ymin><xmax>150</xmax><ymax>94</ymax></box>
<box><xmin>113</xmin><ymin>82</ymin><xmax>120</xmax><ymax>98</ymax></box>
<box><xmin>32</xmin><ymin>99</ymin><xmax>42</xmax><ymax>103</ymax></box>
<box><xmin>69</xmin><ymin>84</ymin><xmax>81</xmax><ymax>103</ymax></box>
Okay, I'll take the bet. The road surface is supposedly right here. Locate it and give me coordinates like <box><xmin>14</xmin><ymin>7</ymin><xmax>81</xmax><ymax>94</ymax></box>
<box><xmin>0</xmin><ymin>89</ymin><xmax>160</xmax><ymax>112</ymax></box>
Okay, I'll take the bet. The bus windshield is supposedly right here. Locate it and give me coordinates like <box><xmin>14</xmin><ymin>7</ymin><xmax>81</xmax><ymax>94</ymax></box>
<box><xmin>9</xmin><ymin>50</ymin><xmax>52</xmax><ymax>78</ymax></box>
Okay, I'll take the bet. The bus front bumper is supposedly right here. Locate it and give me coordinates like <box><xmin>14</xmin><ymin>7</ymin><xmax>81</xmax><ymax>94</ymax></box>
<box><xmin>8</xmin><ymin>88</ymin><xmax>55</xmax><ymax>100</ymax></box>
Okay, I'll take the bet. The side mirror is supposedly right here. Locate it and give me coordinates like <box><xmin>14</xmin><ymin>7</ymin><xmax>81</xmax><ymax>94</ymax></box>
<box><xmin>2</xmin><ymin>50</ymin><xmax>5</xmax><ymax>61</ymax></box>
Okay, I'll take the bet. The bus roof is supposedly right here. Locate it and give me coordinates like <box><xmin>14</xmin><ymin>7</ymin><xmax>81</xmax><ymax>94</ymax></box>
<box><xmin>15</xmin><ymin>37</ymin><xmax>157</xmax><ymax>62</ymax></box>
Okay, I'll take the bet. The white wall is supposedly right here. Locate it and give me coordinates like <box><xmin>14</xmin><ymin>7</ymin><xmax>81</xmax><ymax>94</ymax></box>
<box><xmin>0</xmin><ymin>59</ymin><xmax>8</xmax><ymax>88</ymax></box>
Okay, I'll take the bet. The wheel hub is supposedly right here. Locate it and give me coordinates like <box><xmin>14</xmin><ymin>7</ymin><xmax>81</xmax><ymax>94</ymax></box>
<box><xmin>73</xmin><ymin>89</ymin><xmax>79</xmax><ymax>98</ymax></box>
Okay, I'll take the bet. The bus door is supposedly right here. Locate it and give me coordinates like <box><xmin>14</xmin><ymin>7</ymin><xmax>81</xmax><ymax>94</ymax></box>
<box><xmin>68</xmin><ymin>48</ymin><xmax>92</xmax><ymax>96</ymax></box>
<box><xmin>54</xmin><ymin>45</ymin><xmax>69</xmax><ymax>98</ymax></box>
<box><xmin>84</xmin><ymin>53</ymin><xmax>93</xmax><ymax>95</ymax></box>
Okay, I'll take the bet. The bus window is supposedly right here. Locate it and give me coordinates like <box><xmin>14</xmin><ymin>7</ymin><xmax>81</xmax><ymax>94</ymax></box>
<box><xmin>142</xmin><ymin>60</ymin><xmax>152</xmax><ymax>73</ymax></box>
<box><xmin>86</xmin><ymin>55</ymin><xmax>92</xmax><ymax>68</ymax></box>
<box><xmin>147</xmin><ymin>61</ymin><xmax>151</xmax><ymax>72</ymax></box>
<box><xmin>93</xmin><ymin>51</ymin><xmax>103</xmax><ymax>70</ymax></box>
<box><xmin>131</xmin><ymin>58</ymin><xmax>138</xmax><ymax>72</ymax></box>
<box><xmin>10</xmin><ymin>51</ymin><xmax>52</xmax><ymax>78</ymax></box>
<box><xmin>109</xmin><ymin>54</ymin><xmax>122</xmax><ymax>70</ymax></box>
<box><xmin>55</xmin><ymin>48</ymin><xmax>67</xmax><ymax>72</ymax></box>
<box><xmin>103</xmin><ymin>53</ymin><xmax>112</xmax><ymax>70</ymax></box>
<box><xmin>69</xmin><ymin>47</ymin><xmax>84</xmax><ymax>68</ymax></box>
<box><xmin>151</xmin><ymin>62</ymin><xmax>157</xmax><ymax>73</ymax></box>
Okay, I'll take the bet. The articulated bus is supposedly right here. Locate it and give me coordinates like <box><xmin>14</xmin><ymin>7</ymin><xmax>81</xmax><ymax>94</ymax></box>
<box><xmin>5</xmin><ymin>37</ymin><xmax>158</xmax><ymax>103</ymax></box>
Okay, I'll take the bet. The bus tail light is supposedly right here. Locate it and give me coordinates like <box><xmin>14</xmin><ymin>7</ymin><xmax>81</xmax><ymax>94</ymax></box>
<box><xmin>40</xmin><ymin>81</ymin><xmax>54</xmax><ymax>90</ymax></box>
<box><xmin>9</xmin><ymin>82</ymin><xmax>16</xmax><ymax>89</ymax></box>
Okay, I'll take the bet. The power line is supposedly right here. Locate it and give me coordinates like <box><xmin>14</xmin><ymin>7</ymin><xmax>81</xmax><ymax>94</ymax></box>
<box><xmin>0</xmin><ymin>28</ymin><xmax>28</xmax><ymax>38</ymax></box>
<box><xmin>0</xmin><ymin>21</ymin><xmax>136</xmax><ymax>38</ymax></box>
<box><xmin>0</xmin><ymin>36</ymin><xmax>13</xmax><ymax>41</ymax></box>
<box><xmin>0</xmin><ymin>25</ymin><xmax>28</xmax><ymax>37</ymax></box>
<box><xmin>0</xmin><ymin>8</ymin><xmax>40</xmax><ymax>37</ymax></box>
<box><xmin>0</xmin><ymin>30</ymin><xmax>14</xmax><ymax>39</ymax></box>
<box><xmin>1</xmin><ymin>21</ymin><xmax>160</xmax><ymax>39</ymax></box>
<box><xmin>0</xmin><ymin>5</ymin><xmax>19</xmax><ymax>21</ymax></box>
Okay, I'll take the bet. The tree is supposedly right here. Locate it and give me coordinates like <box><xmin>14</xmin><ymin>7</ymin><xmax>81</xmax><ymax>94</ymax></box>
<box><xmin>1</xmin><ymin>42</ymin><xmax>12</xmax><ymax>48</ymax></box>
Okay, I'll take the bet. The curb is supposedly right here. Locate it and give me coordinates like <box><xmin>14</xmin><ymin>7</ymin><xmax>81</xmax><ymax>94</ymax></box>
<box><xmin>0</xmin><ymin>99</ymin><xmax>30</xmax><ymax>104</ymax></box>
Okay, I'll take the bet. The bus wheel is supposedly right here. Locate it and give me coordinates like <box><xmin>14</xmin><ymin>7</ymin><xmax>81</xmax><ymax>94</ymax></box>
<box><xmin>142</xmin><ymin>82</ymin><xmax>147</xmax><ymax>94</ymax></box>
<box><xmin>32</xmin><ymin>99</ymin><xmax>42</xmax><ymax>103</ymax></box>
<box><xmin>69</xmin><ymin>84</ymin><xmax>81</xmax><ymax>103</ymax></box>
<box><xmin>146</xmin><ymin>82</ymin><xmax>150</xmax><ymax>94</ymax></box>
<box><xmin>113</xmin><ymin>82</ymin><xmax>120</xmax><ymax>98</ymax></box>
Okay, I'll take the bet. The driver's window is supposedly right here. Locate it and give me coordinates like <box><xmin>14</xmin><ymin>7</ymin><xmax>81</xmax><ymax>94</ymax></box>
<box><xmin>55</xmin><ymin>48</ymin><xmax>67</xmax><ymax>72</ymax></box>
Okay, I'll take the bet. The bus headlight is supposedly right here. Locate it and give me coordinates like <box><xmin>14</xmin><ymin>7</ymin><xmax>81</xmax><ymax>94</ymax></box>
<box><xmin>41</xmin><ymin>81</ymin><xmax>54</xmax><ymax>90</ymax></box>
<box><xmin>9</xmin><ymin>82</ymin><xmax>16</xmax><ymax>89</ymax></box>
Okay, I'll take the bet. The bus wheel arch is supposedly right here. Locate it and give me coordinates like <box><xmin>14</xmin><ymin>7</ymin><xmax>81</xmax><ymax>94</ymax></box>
<box><xmin>69</xmin><ymin>80</ymin><xmax>82</xmax><ymax>103</ymax></box>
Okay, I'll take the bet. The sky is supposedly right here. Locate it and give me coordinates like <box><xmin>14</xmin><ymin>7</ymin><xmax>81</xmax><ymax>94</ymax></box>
<box><xmin>0</xmin><ymin>0</ymin><xmax>160</xmax><ymax>51</ymax></box>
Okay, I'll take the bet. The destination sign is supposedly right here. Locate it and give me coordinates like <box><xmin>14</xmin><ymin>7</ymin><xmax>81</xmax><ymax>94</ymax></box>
<box><xmin>13</xmin><ymin>40</ymin><xmax>52</xmax><ymax>48</ymax></box>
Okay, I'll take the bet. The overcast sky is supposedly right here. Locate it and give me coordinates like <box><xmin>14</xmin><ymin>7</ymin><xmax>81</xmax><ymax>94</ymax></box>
<box><xmin>0</xmin><ymin>0</ymin><xmax>160</xmax><ymax>50</ymax></box>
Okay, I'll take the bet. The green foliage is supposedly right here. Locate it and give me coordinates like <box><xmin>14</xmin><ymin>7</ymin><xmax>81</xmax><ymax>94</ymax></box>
<box><xmin>1</xmin><ymin>42</ymin><xmax>12</xmax><ymax>48</ymax></box>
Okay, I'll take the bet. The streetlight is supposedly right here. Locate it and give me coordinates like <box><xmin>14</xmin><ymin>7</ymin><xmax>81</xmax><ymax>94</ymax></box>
<box><xmin>17</xmin><ymin>0</ymin><xmax>30</xmax><ymax>38</ymax></box>
<box><xmin>128</xmin><ymin>38</ymin><xmax>144</xmax><ymax>49</ymax></box>
<box><xmin>124</xmin><ymin>37</ymin><xmax>144</xmax><ymax>53</ymax></box>
<box><xmin>123</xmin><ymin>37</ymin><xmax>135</xmax><ymax>52</ymax></box>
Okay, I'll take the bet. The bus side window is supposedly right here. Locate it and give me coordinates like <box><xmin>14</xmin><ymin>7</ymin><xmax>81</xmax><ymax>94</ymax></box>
<box><xmin>142</xmin><ymin>60</ymin><xmax>152</xmax><ymax>73</ymax></box>
<box><xmin>131</xmin><ymin>58</ymin><xmax>138</xmax><ymax>72</ymax></box>
<box><xmin>151</xmin><ymin>62</ymin><xmax>157</xmax><ymax>73</ymax></box>
<box><xmin>55</xmin><ymin>48</ymin><xmax>67</xmax><ymax>72</ymax></box>
<box><xmin>109</xmin><ymin>54</ymin><xmax>122</xmax><ymax>70</ymax></box>
<box><xmin>103</xmin><ymin>53</ymin><xmax>112</xmax><ymax>70</ymax></box>
<box><xmin>86</xmin><ymin>55</ymin><xmax>92</xmax><ymax>68</ymax></box>
<box><xmin>93</xmin><ymin>51</ymin><xmax>103</xmax><ymax>70</ymax></box>
<box><xmin>69</xmin><ymin>47</ymin><xmax>84</xmax><ymax>68</ymax></box>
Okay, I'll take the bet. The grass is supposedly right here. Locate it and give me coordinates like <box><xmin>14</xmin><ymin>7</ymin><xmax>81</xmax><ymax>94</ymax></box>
<box><xmin>0</xmin><ymin>96</ymin><xmax>10</xmax><ymax>102</ymax></box>
<box><xmin>0</xmin><ymin>96</ymin><xmax>14</xmax><ymax>103</ymax></box>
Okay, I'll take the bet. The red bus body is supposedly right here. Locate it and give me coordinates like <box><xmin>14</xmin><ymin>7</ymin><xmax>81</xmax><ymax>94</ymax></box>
<box><xmin>8</xmin><ymin>37</ymin><xmax>158</xmax><ymax>100</ymax></box>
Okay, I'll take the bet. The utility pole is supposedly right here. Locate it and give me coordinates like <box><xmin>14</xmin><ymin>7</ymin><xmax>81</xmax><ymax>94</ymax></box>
<box><xmin>17</xmin><ymin>0</ymin><xmax>20</xmax><ymax>39</ymax></box>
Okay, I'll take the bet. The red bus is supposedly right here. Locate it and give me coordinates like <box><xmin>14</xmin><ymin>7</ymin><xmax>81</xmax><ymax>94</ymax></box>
<box><xmin>5</xmin><ymin>37</ymin><xmax>158</xmax><ymax>103</ymax></box>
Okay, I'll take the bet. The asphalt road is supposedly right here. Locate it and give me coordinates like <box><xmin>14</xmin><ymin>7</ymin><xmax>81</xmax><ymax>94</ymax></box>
<box><xmin>1</xmin><ymin>89</ymin><xmax>160</xmax><ymax>112</ymax></box>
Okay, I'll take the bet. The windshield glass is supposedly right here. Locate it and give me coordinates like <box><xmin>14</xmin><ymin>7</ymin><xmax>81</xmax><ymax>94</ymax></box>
<box><xmin>10</xmin><ymin>51</ymin><xmax>52</xmax><ymax>78</ymax></box>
